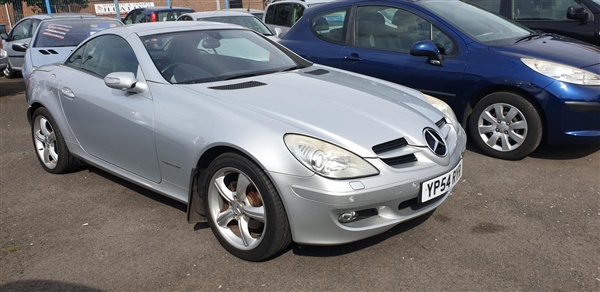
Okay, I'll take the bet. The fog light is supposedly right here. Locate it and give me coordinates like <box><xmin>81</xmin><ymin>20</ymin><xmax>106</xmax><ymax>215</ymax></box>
<box><xmin>338</xmin><ymin>211</ymin><xmax>357</xmax><ymax>223</ymax></box>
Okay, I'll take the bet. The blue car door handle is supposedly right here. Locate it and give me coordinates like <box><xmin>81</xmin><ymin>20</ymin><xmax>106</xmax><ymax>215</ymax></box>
<box><xmin>60</xmin><ymin>87</ymin><xmax>75</xmax><ymax>99</ymax></box>
<box><xmin>344</xmin><ymin>53</ymin><xmax>363</xmax><ymax>62</ymax></box>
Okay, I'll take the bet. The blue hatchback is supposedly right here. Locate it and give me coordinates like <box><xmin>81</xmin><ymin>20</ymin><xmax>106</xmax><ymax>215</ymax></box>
<box><xmin>279</xmin><ymin>0</ymin><xmax>600</xmax><ymax>160</ymax></box>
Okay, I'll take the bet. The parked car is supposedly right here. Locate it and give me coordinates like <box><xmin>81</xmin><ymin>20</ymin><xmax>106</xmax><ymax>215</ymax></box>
<box><xmin>463</xmin><ymin>0</ymin><xmax>600</xmax><ymax>46</ymax></box>
<box><xmin>177</xmin><ymin>10</ymin><xmax>279</xmax><ymax>38</ymax></box>
<box><xmin>26</xmin><ymin>21</ymin><xmax>466</xmax><ymax>261</ymax></box>
<box><xmin>263</xmin><ymin>0</ymin><xmax>333</xmax><ymax>36</ymax></box>
<box><xmin>0</xmin><ymin>13</ymin><xmax>94</xmax><ymax>78</ymax></box>
<box><xmin>279</xmin><ymin>0</ymin><xmax>600</xmax><ymax>160</ymax></box>
<box><xmin>14</xmin><ymin>17</ymin><xmax>122</xmax><ymax>85</ymax></box>
<box><xmin>122</xmin><ymin>6</ymin><xmax>194</xmax><ymax>24</ymax></box>
<box><xmin>0</xmin><ymin>48</ymin><xmax>7</xmax><ymax>75</ymax></box>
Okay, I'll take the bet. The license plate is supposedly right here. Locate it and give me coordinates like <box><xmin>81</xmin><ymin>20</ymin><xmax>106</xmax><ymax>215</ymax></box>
<box><xmin>421</xmin><ymin>160</ymin><xmax>463</xmax><ymax>203</ymax></box>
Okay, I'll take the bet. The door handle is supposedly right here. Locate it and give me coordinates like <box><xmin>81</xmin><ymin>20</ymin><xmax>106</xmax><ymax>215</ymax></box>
<box><xmin>60</xmin><ymin>87</ymin><xmax>75</xmax><ymax>99</ymax></box>
<box><xmin>344</xmin><ymin>53</ymin><xmax>363</xmax><ymax>62</ymax></box>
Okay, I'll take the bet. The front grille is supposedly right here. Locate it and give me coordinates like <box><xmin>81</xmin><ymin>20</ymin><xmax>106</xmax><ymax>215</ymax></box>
<box><xmin>372</xmin><ymin>138</ymin><xmax>408</xmax><ymax>154</ymax></box>
<box><xmin>381</xmin><ymin>154</ymin><xmax>417</xmax><ymax>166</ymax></box>
<box><xmin>435</xmin><ymin>118</ymin><xmax>447</xmax><ymax>128</ymax></box>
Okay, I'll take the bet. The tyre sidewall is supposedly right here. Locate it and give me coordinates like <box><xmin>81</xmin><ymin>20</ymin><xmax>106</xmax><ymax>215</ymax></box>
<box><xmin>202</xmin><ymin>153</ymin><xmax>290</xmax><ymax>261</ymax></box>
<box><xmin>31</xmin><ymin>107</ymin><xmax>75</xmax><ymax>174</ymax></box>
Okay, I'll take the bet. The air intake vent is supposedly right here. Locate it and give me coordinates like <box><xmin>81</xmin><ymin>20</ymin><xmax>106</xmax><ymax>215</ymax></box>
<box><xmin>208</xmin><ymin>81</ymin><xmax>266</xmax><ymax>90</ymax></box>
<box><xmin>372</xmin><ymin>138</ymin><xmax>408</xmax><ymax>154</ymax></box>
<box><xmin>381</xmin><ymin>154</ymin><xmax>417</xmax><ymax>166</ymax></box>
<box><xmin>38</xmin><ymin>49</ymin><xmax>59</xmax><ymax>55</ymax></box>
<box><xmin>305</xmin><ymin>69</ymin><xmax>329</xmax><ymax>75</ymax></box>
<box><xmin>435</xmin><ymin>118</ymin><xmax>447</xmax><ymax>128</ymax></box>
<box><xmin>48</xmin><ymin>49</ymin><xmax>58</xmax><ymax>54</ymax></box>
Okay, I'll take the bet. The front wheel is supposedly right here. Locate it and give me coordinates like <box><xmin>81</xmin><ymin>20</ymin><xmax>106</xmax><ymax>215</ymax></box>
<box><xmin>3</xmin><ymin>63</ymin><xmax>18</xmax><ymax>79</ymax></box>
<box><xmin>468</xmin><ymin>92</ymin><xmax>543</xmax><ymax>160</ymax></box>
<box><xmin>202</xmin><ymin>153</ymin><xmax>291</xmax><ymax>261</ymax></box>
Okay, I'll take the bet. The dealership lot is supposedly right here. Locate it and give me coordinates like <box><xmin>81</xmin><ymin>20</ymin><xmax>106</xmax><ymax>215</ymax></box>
<box><xmin>1</xmin><ymin>76</ymin><xmax>598</xmax><ymax>290</ymax></box>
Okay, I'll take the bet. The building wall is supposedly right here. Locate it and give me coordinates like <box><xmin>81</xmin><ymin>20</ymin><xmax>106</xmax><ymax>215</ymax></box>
<box><xmin>1</xmin><ymin>1</ymin><xmax>269</xmax><ymax>32</ymax></box>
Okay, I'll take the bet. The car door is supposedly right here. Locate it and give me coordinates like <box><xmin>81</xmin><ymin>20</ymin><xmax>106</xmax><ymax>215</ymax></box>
<box><xmin>511</xmin><ymin>0</ymin><xmax>595</xmax><ymax>43</ymax></box>
<box><xmin>59</xmin><ymin>34</ymin><xmax>161</xmax><ymax>182</ymax></box>
<box><xmin>339</xmin><ymin>5</ymin><xmax>467</xmax><ymax>106</ymax></box>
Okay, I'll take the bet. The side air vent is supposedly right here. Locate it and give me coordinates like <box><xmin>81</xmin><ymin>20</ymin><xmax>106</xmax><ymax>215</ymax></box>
<box><xmin>38</xmin><ymin>49</ymin><xmax>59</xmax><ymax>55</ymax></box>
<box><xmin>208</xmin><ymin>81</ymin><xmax>266</xmax><ymax>90</ymax></box>
<box><xmin>381</xmin><ymin>154</ymin><xmax>417</xmax><ymax>166</ymax></box>
<box><xmin>305</xmin><ymin>69</ymin><xmax>329</xmax><ymax>75</ymax></box>
<box><xmin>372</xmin><ymin>138</ymin><xmax>408</xmax><ymax>154</ymax></box>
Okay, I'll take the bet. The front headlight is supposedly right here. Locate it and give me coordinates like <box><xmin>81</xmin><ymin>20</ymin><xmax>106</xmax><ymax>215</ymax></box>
<box><xmin>284</xmin><ymin>134</ymin><xmax>379</xmax><ymax>179</ymax></box>
<box><xmin>422</xmin><ymin>93</ymin><xmax>458</xmax><ymax>124</ymax></box>
<box><xmin>521</xmin><ymin>58</ymin><xmax>600</xmax><ymax>85</ymax></box>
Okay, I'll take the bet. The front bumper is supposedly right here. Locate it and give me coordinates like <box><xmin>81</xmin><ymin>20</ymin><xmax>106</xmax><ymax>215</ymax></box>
<box><xmin>271</xmin><ymin>127</ymin><xmax>466</xmax><ymax>245</ymax></box>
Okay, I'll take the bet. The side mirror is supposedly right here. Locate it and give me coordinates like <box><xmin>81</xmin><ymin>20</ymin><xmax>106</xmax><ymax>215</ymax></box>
<box><xmin>104</xmin><ymin>72</ymin><xmax>145</xmax><ymax>93</ymax></box>
<box><xmin>567</xmin><ymin>6</ymin><xmax>588</xmax><ymax>22</ymax></box>
<box><xmin>274</xmin><ymin>27</ymin><xmax>282</xmax><ymax>38</ymax></box>
<box><xmin>1</xmin><ymin>33</ymin><xmax>8</xmax><ymax>40</ymax></box>
<box><xmin>410</xmin><ymin>40</ymin><xmax>444</xmax><ymax>67</ymax></box>
<box><xmin>12</xmin><ymin>43</ymin><xmax>28</xmax><ymax>52</ymax></box>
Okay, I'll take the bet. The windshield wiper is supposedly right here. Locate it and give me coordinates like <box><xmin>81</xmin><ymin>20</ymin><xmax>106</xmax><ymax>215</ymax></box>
<box><xmin>515</xmin><ymin>31</ymin><xmax>545</xmax><ymax>43</ymax></box>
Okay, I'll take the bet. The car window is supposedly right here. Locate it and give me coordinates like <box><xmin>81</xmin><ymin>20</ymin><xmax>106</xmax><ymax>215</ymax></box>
<box><xmin>141</xmin><ymin>29</ymin><xmax>301</xmax><ymax>84</ymax></box>
<box><xmin>462</xmin><ymin>0</ymin><xmax>502</xmax><ymax>14</ymax></box>
<box><xmin>33</xmin><ymin>19</ymin><xmax>121</xmax><ymax>47</ymax></box>
<box><xmin>179</xmin><ymin>15</ymin><xmax>193</xmax><ymax>21</ymax></box>
<box><xmin>10</xmin><ymin>19</ymin><xmax>32</xmax><ymax>40</ymax></box>
<box><xmin>66</xmin><ymin>35</ymin><xmax>139</xmax><ymax>78</ymax></box>
<box><xmin>123</xmin><ymin>11</ymin><xmax>137</xmax><ymax>24</ymax></box>
<box><xmin>267</xmin><ymin>4</ymin><xmax>291</xmax><ymax>26</ymax></box>
<box><xmin>310</xmin><ymin>8</ymin><xmax>348</xmax><ymax>44</ymax></box>
<box><xmin>355</xmin><ymin>6</ymin><xmax>456</xmax><ymax>55</ymax></box>
<box><xmin>290</xmin><ymin>4</ymin><xmax>305</xmax><ymax>26</ymax></box>
<box><xmin>513</xmin><ymin>0</ymin><xmax>580</xmax><ymax>20</ymax></box>
<box><xmin>156</xmin><ymin>10</ymin><xmax>190</xmax><ymax>22</ymax></box>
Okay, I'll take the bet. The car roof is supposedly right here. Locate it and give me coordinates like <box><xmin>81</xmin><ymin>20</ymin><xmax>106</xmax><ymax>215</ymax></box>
<box><xmin>181</xmin><ymin>10</ymin><xmax>257</xmax><ymax>19</ymax></box>
<box><xmin>24</xmin><ymin>13</ymin><xmax>95</xmax><ymax>21</ymax></box>
<box><xmin>102</xmin><ymin>20</ymin><xmax>247</xmax><ymax>37</ymax></box>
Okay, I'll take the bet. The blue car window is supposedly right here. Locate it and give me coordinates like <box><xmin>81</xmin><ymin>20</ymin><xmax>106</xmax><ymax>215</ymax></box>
<box><xmin>310</xmin><ymin>8</ymin><xmax>348</xmax><ymax>44</ymax></box>
<box><xmin>513</xmin><ymin>0</ymin><xmax>580</xmax><ymax>20</ymax></box>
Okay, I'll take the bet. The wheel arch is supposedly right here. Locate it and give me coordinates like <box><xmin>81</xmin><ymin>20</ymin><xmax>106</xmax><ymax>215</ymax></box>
<box><xmin>463</xmin><ymin>84</ymin><xmax>548</xmax><ymax>140</ymax></box>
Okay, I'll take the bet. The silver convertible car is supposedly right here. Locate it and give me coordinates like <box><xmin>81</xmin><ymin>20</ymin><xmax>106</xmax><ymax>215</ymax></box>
<box><xmin>26</xmin><ymin>21</ymin><xmax>466</xmax><ymax>261</ymax></box>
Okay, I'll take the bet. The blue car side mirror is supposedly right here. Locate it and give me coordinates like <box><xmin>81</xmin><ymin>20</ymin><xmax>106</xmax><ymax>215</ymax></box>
<box><xmin>410</xmin><ymin>40</ymin><xmax>444</xmax><ymax>67</ymax></box>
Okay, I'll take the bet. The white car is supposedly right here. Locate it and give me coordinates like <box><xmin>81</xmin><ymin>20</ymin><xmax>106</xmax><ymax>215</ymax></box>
<box><xmin>178</xmin><ymin>10</ymin><xmax>280</xmax><ymax>39</ymax></box>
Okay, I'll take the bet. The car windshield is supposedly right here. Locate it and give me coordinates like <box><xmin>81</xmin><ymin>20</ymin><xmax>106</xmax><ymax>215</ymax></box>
<box><xmin>142</xmin><ymin>29</ymin><xmax>307</xmax><ymax>84</ymax></box>
<box><xmin>420</xmin><ymin>1</ymin><xmax>532</xmax><ymax>44</ymax></box>
<box><xmin>201</xmin><ymin>16</ymin><xmax>274</xmax><ymax>36</ymax></box>
<box><xmin>33</xmin><ymin>18</ymin><xmax>121</xmax><ymax>48</ymax></box>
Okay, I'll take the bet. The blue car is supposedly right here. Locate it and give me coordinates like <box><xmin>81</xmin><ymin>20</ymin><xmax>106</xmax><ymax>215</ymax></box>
<box><xmin>279</xmin><ymin>0</ymin><xmax>600</xmax><ymax>160</ymax></box>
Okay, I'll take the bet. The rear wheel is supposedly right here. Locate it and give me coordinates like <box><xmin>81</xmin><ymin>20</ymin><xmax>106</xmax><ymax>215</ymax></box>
<box><xmin>468</xmin><ymin>92</ymin><xmax>543</xmax><ymax>160</ymax></box>
<box><xmin>31</xmin><ymin>107</ymin><xmax>81</xmax><ymax>173</ymax></box>
<box><xmin>202</xmin><ymin>152</ymin><xmax>291</xmax><ymax>261</ymax></box>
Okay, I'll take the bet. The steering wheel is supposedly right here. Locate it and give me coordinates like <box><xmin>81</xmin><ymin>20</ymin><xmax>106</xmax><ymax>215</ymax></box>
<box><xmin>160</xmin><ymin>62</ymin><xmax>185</xmax><ymax>81</ymax></box>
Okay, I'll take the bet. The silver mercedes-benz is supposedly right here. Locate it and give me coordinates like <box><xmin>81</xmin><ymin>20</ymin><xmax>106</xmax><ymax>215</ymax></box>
<box><xmin>26</xmin><ymin>21</ymin><xmax>466</xmax><ymax>261</ymax></box>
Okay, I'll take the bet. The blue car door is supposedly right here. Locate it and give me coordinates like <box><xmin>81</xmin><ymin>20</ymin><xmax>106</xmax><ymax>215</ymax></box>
<box><xmin>339</xmin><ymin>5</ymin><xmax>469</xmax><ymax>114</ymax></box>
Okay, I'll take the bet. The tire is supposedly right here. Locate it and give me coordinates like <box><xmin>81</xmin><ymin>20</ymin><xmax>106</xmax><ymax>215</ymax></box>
<box><xmin>3</xmin><ymin>63</ymin><xmax>18</xmax><ymax>79</ymax></box>
<box><xmin>31</xmin><ymin>107</ymin><xmax>81</xmax><ymax>174</ymax></box>
<box><xmin>202</xmin><ymin>152</ymin><xmax>291</xmax><ymax>261</ymax></box>
<box><xmin>468</xmin><ymin>92</ymin><xmax>543</xmax><ymax>160</ymax></box>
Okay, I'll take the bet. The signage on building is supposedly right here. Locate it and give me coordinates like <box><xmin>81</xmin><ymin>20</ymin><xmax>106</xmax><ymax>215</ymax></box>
<box><xmin>94</xmin><ymin>2</ymin><xmax>155</xmax><ymax>15</ymax></box>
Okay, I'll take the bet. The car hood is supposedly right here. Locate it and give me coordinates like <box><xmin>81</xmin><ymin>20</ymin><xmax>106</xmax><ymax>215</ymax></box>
<box><xmin>181</xmin><ymin>66</ymin><xmax>450</xmax><ymax>157</ymax></box>
<box><xmin>29</xmin><ymin>46</ymin><xmax>75</xmax><ymax>67</ymax></box>
<box><xmin>489</xmin><ymin>35</ymin><xmax>600</xmax><ymax>70</ymax></box>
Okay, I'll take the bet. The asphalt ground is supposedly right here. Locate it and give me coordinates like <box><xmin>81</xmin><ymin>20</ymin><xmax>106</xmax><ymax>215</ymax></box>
<box><xmin>1</xmin><ymin>76</ymin><xmax>599</xmax><ymax>291</ymax></box>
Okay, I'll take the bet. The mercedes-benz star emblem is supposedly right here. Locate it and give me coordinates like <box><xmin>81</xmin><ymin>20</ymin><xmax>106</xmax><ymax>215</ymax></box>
<box><xmin>423</xmin><ymin>128</ymin><xmax>447</xmax><ymax>156</ymax></box>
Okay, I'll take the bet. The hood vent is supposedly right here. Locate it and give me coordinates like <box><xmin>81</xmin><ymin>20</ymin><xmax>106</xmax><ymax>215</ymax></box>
<box><xmin>38</xmin><ymin>49</ymin><xmax>59</xmax><ymax>55</ymax></box>
<box><xmin>372</xmin><ymin>137</ymin><xmax>417</xmax><ymax>167</ymax></box>
<box><xmin>305</xmin><ymin>69</ymin><xmax>329</xmax><ymax>75</ymax></box>
<box><xmin>208</xmin><ymin>81</ymin><xmax>266</xmax><ymax>90</ymax></box>
<box><xmin>436</xmin><ymin>118</ymin><xmax>447</xmax><ymax>128</ymax></box>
